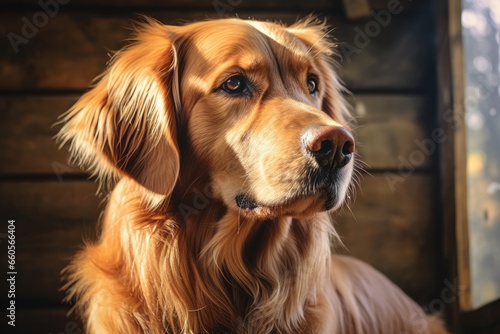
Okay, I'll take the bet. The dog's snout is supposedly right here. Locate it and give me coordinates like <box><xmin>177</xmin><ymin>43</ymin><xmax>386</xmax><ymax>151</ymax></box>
<box><xmin>303</xmin><ymin>126</ymin><xmax>355</xmax><ymax>169</ymax></box>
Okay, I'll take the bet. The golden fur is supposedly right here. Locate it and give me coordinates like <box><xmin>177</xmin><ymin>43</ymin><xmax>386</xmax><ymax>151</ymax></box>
<box><xmin>57</xmin><ymin>17</ymin><xmax>448</xmax><ymax>333</ymax></box>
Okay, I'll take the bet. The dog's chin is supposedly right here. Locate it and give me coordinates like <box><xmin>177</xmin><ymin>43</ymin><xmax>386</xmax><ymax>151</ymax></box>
<box><xmin>233</xmin><ymin>186</ymin><xmax>346</xmax><ymax>219</ymax></box>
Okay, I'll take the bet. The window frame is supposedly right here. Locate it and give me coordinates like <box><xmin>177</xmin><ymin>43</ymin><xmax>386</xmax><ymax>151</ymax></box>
<box><xmin>437</xmin><ymin>0</ymin><xmax>500</xmax><ymax>332</ymax></box>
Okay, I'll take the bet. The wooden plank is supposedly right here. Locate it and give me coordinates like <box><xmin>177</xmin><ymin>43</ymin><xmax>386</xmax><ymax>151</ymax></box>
<box><xmin>0</xmin><ymin>95</ymin><xmax>432</xmax><ymax>175</ymax></box>
<box><xmin>335</xmin><ymin>173</ymin><xmax>441</xmax><ymax>303</ymax></box>
<box><xmin>15</xmin><ymin>308</ymin><xmax>82</xmax><ymax>334</ymax></box>
<box><xmin>348</xmin><ymin>95</ymin><xmax>433</xmax><ymax>170</ymax></box>
<box><xmin>462</xmin><ymin>298</ymin><xmax>500</xmax><ymax>333</ymax></box>
<box><xmin>342</xmin><ymin>0</ymin><xmax>371</xmax><ymax>20</ymax></box>
<box><xmin>370</xmin><ymin>0</ymin><xmax>429</xmax><ymax>11</ymax></box>
<box><xmin>446</xmin><ymin>0</ymin><xmax>471</xmax><ymax>313</ymax></box>
<box><xmin>0</xmin><ymin>12</ymin><xmax>131</xmax><ymax>90</ymax></box>
<box><xmin>2</xmin><ymin>0</ymin><xmax>430</xmax><ymax>12</ymax></box>
<box><xmin>435</xmin><ymin>0</ymin><xmax>468</xmax><ymax>331</ymax></box>
<box><xmin>0</xmin><ymin>181</ymin><xmax>100</xmax><ymax>306</ymax></box>
<box><xmin>337</xmin><ymin>4</ymin><xmax>435</xmax><ymax>91</ymax></box>
<box><xmin>0</xmin><ymin>95</ymin><xmax>80</xmax><ymax>176</ymax></box>
<box><xmin>0</xmin><ymin>9</ymin><xmax>434</xmax><ymax>91</ymax></box>
<box><xmin>3</xmin><ymin>0</ymin><xmax>338</xmax><ymax>10</ymax></box>
<box><xmin>1</xmin><ymin>174</ymin><xmax>438</xmax><ymax>305</ymax></box>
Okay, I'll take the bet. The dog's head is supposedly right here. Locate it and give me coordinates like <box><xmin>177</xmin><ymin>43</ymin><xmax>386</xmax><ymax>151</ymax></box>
<box><xmin>57</xmin><ymin>17</ymin><xmax>355</xmax><ymax>218</ymax></box>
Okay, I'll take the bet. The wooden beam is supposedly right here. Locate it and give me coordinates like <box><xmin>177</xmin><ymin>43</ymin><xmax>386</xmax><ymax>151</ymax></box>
<box><xmin>0</xmin><ymin>96</ymin><xmax>81</xmax><ymax>176</ymax></box>
<box><xmin>435</xmin><ymin>0</ymin><xmax>469</xmax><ymax>331</ymax></box>
<box><xmin>0</xmin><ymin>181</ymin><xmax>100</xmax><ymax>305</ymax></box>
<box><xmin>347</xmin><ymin>95</ymin><xmax>433</xmax><ymax>170</ymax></box>
<box><xmin>335</xmin><ymin>173</ymin><xmax>441</xmax><ymax>303</ymax></box>
<box><xmin>1</xmin><ymin>175</ymin><xmax>438</xmax><ymax>305</ymax></box>
<box><xmin>342</xmin><ymin>0</ymin><xmax>371</xmax><ymax>19</ymax></box>
<box><xmin>1</xmin><ymin>0</ymin><xmax>430</xmax><ymax>12</ymax></box>
<box><xmin>0</xmin><ymin>95</ymin><xmax>432</xmax><ymax>175</ymax></box>
<box><xmin>15</xmin><ymin>308</ymin><xmax>81</xmax><ymax>334</ymax></box>
<box><xmin>0</xmin><ymin>9</ymin><xmax>435</xmax><ymax>91</ymax></box>
<box><xmin>462</xmin><ymin>298</ymin><xmax>500</xmax><ymax>333</ymax></box>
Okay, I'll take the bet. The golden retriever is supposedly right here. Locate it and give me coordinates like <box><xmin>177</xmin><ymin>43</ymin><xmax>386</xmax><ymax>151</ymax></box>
<box><xmin>57</xmin><ymin>17</ymin><xmax>448</xmax><ymax>334</ymax></box>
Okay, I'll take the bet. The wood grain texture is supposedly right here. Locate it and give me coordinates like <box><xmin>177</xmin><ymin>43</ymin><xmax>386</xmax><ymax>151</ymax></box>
<box><xmin>15</xmin><ymin>308</ymin><xmax>81</xmax><ymax>334</ymax></box>
<box><xmin>348</xmin><ymin>95</ymin><xmax>433</xmax><ymax>170</ymax></box>
<box><xmin>0</xmin><ymin>181</ymin><xmax>101</xmax><ymax>306</ymax></box>
<box><xmin>2</xmin><ymin>0</ymin><xmax>430</xmax><ymax>11</ymax></box>
<box><xmin>0</xmin><ymin>95</ymin><xmax>79</xmax><ymax>176</ymax></box>
<box><xmin>337</xmin><ymin>4</ymin><xmax>436</xmax><ymax>91</ymax></box>
<box><xmin>1</xmin><ymin>175</ymin><xmax>438</xmax><ymax>305</ymax></box>
<box><xmin>0</xmin><ymin>94</ymin><xmax>432</xmax><ymax>175</ymax></box>
<box><xmin>335</xmin><ymin>173</ymin><xmax>441</xmax><ymax>303</ymax></box>
<box><xmin>435</xmin><ymin>0</ymin><xmax>471</xmax><ymax>331</ymax></box>
<box><xmin>462</xmin><ymin>298</ymin><xmax>500</xmax><ymax>333</ymax></box>
<box><xmin>0</xmin><ymin>8</ymin><xmax>435</xmax><ymax>91</ymax></box>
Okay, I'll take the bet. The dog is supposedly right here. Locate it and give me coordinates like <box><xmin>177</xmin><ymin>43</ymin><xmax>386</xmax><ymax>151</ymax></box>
<box><xmin>57</xmin><ymin>17</ymin><xmax>449</xmax><ymax>333</ymax></box>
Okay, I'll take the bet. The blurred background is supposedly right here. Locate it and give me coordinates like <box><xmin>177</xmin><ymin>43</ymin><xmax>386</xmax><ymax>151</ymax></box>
<box><xmin>462</xmin><ymin>0</ymin><xmax>500</xmax><ymax>311</ymax></box>
<box><xmin>0</xmin><ymin>0</ymin><xmax>498</xmax><ymax>333</ymax></box>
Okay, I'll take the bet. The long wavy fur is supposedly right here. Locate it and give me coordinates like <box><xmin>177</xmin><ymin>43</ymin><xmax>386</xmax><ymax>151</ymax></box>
<box><xmin>57</xmin><ymin>17</ymin><xmax>448</xmax><ymax>334</ymax></box>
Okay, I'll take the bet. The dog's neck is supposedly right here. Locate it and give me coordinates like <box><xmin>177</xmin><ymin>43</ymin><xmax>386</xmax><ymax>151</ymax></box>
<box><xmin>183</xmin><ymin>210</ymin><xmax>333</xmax><ymax>332</ymax></box>
<box><xmin>171</xmin><ymin>179</ymin><xmax>336</xmax><ymax>332</ymax></box>
<box><xmin>198</xmin><ymin>212</ymin><xmax>334</xmax><ymax>331</ymax></box>
<box><xmin>109</xmin><ymin>178</ymin><xmax>336</xmax><ymax>333</ymax></box>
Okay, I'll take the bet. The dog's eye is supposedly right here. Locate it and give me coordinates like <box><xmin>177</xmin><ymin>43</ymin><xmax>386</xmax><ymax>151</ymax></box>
<box><xmin>221</xmin><ymin>75</ymin><xmax>249</xmax><ymax>95</ymax></box>
<box><xmin>307</xmin><ymin>78</ymin><xmax>318</xmax><ymax>96</ymax></box>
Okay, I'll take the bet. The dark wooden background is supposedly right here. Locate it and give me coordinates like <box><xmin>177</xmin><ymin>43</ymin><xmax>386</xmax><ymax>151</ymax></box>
<box><xmin>0</xmin><ymin>0</ymin><xmax>451</xmax><ymax>332</ymax></box>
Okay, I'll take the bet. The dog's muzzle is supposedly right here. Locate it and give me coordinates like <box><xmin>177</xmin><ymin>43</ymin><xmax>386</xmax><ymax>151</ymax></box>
<box><xmin>234</xmin><ymin>125</ymin><xmax>355</xmax><ymax>212</ymax></box>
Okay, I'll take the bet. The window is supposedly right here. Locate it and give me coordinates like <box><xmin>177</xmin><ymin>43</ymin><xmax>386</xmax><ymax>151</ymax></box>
<box><xmin>438</xmin><ymin>0</ymin><xmax>500</xmax><ymax>332</ymax></box>
<box><xmin>462</xmin><ymin>0</ymin><xmax>500</xmax><ymax>309</ymax></box>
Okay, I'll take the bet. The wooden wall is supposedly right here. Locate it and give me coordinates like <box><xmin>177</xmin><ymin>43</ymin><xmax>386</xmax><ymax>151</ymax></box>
<box><xmin>0</xmin><ymin>0</ymin><xmax>447</xmax><ymax>332</ymax></box>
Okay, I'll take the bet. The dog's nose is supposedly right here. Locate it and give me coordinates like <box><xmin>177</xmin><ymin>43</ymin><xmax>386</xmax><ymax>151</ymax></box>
<box><xmin>303</xmin><ymin>126</ymin><xmax>355</xmax><ymax>169</ymax></box>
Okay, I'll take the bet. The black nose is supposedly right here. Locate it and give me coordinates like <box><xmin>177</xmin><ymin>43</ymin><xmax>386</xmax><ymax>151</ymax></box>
<box><xmin>303</xmin><ymin>125</ymin><xmax>355</xmax><ymax>169</ymax></box>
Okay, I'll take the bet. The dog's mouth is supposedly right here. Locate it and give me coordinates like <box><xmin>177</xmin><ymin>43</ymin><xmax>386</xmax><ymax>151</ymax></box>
<box><xmin>232</xmin><ymin>155</ymin><xmax>358</xmax><ymax>217</ymax></box>
<box><xmin>235</xmin><ymin>194</ymin><xmax>259</xmax><ymax>210</ymax></box>
<box><xmin>323</xmin><ymin>187</ymin><xmax>337</xmax><ymax>210</ymax></box>
<box><xmin>234</xmin><ymin>184</ymin><xmax>339</xmax><ymax>216</ymax></box>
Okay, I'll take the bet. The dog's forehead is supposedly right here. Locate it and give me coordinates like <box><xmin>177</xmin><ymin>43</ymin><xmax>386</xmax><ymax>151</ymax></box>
<box><xmin>184</xmin><ymin>19</ymin><xmax>311</xmax><ymax>64</ymax></box>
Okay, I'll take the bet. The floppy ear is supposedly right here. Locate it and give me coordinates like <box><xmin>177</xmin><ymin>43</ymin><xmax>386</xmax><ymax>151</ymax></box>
<box><xmin>288</xmin><ymin>17</ymin><xmax>352</xmax><ymax>129</ymax></box>
<box><xmin>57</xmin><ymin>21</ymin><xmax>180</xmax><ymax>206</ymax></box>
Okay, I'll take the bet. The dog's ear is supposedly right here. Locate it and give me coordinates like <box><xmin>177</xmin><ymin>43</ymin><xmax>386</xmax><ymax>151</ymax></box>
<box><xmin>288</xmin><ymin>17</ymin><xmax>352</xmax><ymax>128</ymax></box>
<box><xmin>57</xmin><ymin>21</ymin><xmax>181</xmax><ymax>206</ymax></box>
